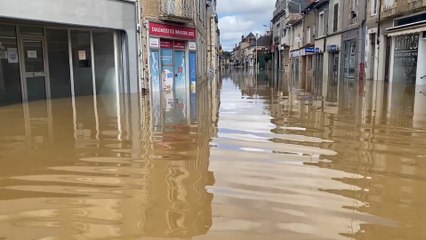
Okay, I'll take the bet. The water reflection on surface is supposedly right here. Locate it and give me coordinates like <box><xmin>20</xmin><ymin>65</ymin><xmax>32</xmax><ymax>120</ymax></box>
<box><xmin>1</xmin><ymin>70</ymin><xmax>426</xmax><ymax>239</ymax></box>
<box><xmin>0</xmin><ymin>81</ymin><xmax>214</xmax><ymax>239</ymax></box>
<box><xmin>207</xmin><ymin>70</ymin><xmax>426</xmax><ymax>240</ymax></box>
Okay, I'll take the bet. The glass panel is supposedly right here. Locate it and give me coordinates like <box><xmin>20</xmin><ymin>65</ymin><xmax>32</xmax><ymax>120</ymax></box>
<box><xmin>173</xmin><ymin>50</ymin><xmax>187</xmax><ymax>124</ymax></box>
<box><xmin>71</xmin><ymin>30</ymin><xmax>93</xmax><ymax>96</ymax></box>
<box><xmin>150</xmin><ymin>50</ymin><xmax>163</xmax><ymax>129</ymax></box>
<box><xmin>161</xmin><ymin>49</ymin><xmax>173</xmax><ymax>66</ymax></box>
<box><xmin>24</xmin><ymin>41</ymin><xmax>44</xmax><ymax>72</ymax></box>
<box><xmin>189</xmin><ymin>52</ymin><xmax>197</xmax><ymax>123</ymax></box>
<box><xmin>19</xmin><ymin>26</ymin><xmax>43</xmax><ymax>37</ymax></box>
<box><xmin>343</xmin><ymin>40</ymin><xmax>356</xmax><ymax>79</ymax></box>
<box><xmin>162</xmin><ymin>65</ymin><xmax>175</xmax><ymax>124</ymax></box>
<box><xmin>46</xmin><ymin>29</ymin><xmax>71</xmax><ymax>98</ymax></box>
<box><xmin>174</xmin><ymin>51</ymin><xmax>186</xmax><ymax>89</ymax></box>
<box><xmin>23</xmin><ymin>40</ymin><xmax>46</xmax><ymax>101</ymax></box>
<box><xmin>0</xmin><ymin>37</ymin><xmax>21</xmax><ymax>105</ymax></box>
<box><xmin>93</xmin><ymin>31</ymin><xmax>120</xmax><ymax>138</ymax></box>
<box><xmin>93</xmin><ymin>31</ymin><xmax>116</xmax><ymax>95</ymax></box>
<box><xmin>393</xmin><ymin>34</ymin><xmax>418</xmax><ymax>84</ymax></box>
<box><xmin>327</xmin><ymin>54</ymin><xmax>339</xmax><ymax>102</ymax></box>
<box><xmin>0</xmin><ymin>24</ymin><xmax>16</xmax><ymax>37</ymax></box>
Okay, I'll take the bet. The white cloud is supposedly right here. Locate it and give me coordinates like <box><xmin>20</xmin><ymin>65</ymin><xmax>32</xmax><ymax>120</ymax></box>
<box><xmin>217</xmin><ymin>0</ymin><xmax>276</xmax><ymax>51</ymax></box>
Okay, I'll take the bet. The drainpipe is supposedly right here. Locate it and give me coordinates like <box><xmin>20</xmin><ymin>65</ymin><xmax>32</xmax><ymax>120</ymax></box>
<box><xmin>359</xmin><ymin>0</ymin><xmax>368</xmax><ymax>84</ymax></box>
<box><xmin>376</xmin><ymin>0</ymin><xmax>382</xmax><ymax>81</ymax></box>
<box><xmin>135</xmin><ymin>0</ymin><xmax>144</xmax><ymax>92</ymax></box>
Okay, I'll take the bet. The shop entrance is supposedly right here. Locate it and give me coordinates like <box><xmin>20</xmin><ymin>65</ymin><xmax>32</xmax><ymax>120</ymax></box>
<box><xmin>20</xmin><ymin>38</ymin><xmax>49</xmax><ymax>101</ymax></box>
<box><xmin>150</xmin><ymin>39</ymin><xmax>189</xmax><ymax>126</ymax></box>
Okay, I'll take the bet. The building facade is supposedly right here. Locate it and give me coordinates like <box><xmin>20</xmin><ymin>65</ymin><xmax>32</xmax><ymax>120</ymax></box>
<box><xmin>141</xmin><ymin>0</ymin><xmax>215</xmax><ymax>120</ymax></box>
<box><xmin>373</xmin><ymin>0</ymin><xmax>426</xmax><ymax>85</ymax></box>
<box><xmin>272</xmin><ymin>0</ymin><xmax>426</xmax><ymax>105</ymax></box>
<box><xmin>0</xmin><ymin>0</ymin><xmax>140</xmax><ymax>106</ymax></box>
<box><xmin>207</xmin><ymin>0</ymin><xmax>220</xmax><ymax>74</ymax></box>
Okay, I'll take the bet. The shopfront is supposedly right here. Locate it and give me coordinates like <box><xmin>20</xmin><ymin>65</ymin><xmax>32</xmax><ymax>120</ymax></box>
<box><xmin>148</xmin><ymin>22</ymin><xmax>197</xmax><ymax>127</ymax></box>
<box><xmin>0</xmin><ymin>23</ymin><xmax>128</xmax><ymax>106</ymax></box>
<box><xmin>325</xmin><ymin>45</ymin><xmax>340</xmax><ymax>102</ymax></box>
<box><xmin>387</xmin><ymin>12</ymin><xmax>426</xmax><ymax>85</ymax></box>
<box><xmin>0</xmin><ymin>0</ymin><xmax>138</xmax><ymax>106</ymax></box>
<box><xmin>341</xmin><ymin>29</ymin><xmax>359</xmax><ymax>82</ymax></box>
<box><xmin>388</xmin><ymin>27</ymin><xmax>426</xmax><ymax>85</ymax></box>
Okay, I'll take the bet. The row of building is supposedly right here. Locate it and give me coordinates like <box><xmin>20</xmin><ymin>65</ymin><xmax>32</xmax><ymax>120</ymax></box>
<box><xmin>270</xmin><ymin>0</ymin><xmax>426</xmax><ymax>98</ymax></box>
<box><xmin>222</xmin><ymin>32</ymin><xmax>273</xmax><ymax>70</ymax></box>
<box><xmin>0</xmin><ymin>0</ymin><xmax>221</xmax><ymax>106</ymax></box>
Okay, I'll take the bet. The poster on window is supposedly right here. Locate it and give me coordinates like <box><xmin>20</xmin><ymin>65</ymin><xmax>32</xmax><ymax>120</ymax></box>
<box><xmin>174</xmin><ymin>51</ymin><xmax>186</xmax><ymax>90</ymax></box>
<box><xmin>150</xmin><ymin>50</ymin><xmax>163</xmax><ymax>128</ymax></box>
<box><xmin>393</xmin><ymin>33</ymin><xmax>418</xmax><ymax>84</ymax></box>
<box><xmin>161</xmin><ymin>49</ymin><xmax>173</xmax><ymax>66</ymax></box>
<box><xmin>189</xmin><ymin>52</ymin><xmax>197</xmax><ymax>93</ymax></box>
<box><xmin>7</xmin><ymin>48</ymin><xmax>18</xmax><ymax>63</ymax></box>
<box><xmin>150</xmin><ymin>51</ymin><xmax>160</xmax><ymax>92</ymax></box>
<box><xmin>189</xmin><ymin>52</ymin><xmax>197</xmax><ymax>123</ymax></box>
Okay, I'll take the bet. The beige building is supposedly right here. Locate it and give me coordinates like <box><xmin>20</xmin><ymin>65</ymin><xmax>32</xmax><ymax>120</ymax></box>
<box><xmin>140</xmin><ymin>0</ymin><xmax>212</xmax><ymax>101</ymax></box>
<box><xmin>367</xmin><ymin>0</ymin><xmax>426</xmax><ymax>85</ymax></box>
<box><xmin>207</xmin><ymin>0</ymin><xmax>220</xmax><ymax>74</ymax></box>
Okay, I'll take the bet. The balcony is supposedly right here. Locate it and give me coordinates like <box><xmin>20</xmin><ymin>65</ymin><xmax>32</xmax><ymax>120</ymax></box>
<box><xmin>286</xmin><ymin>13</ymin><xmax>302</xmax><ymax>25</ymax></box>
<box><xmin>160</xmin><ymin>0</ymin><xmax>194</xmax><ymax>23</ymax></box>
<box><xmin>272</xmin><ymin>4</ymin><xmax>286</xmax><ymax>23</ymax></box>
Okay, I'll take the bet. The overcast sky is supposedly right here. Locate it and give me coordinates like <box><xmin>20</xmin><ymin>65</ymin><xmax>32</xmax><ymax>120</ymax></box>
<box><xmin>217</xmin><ymin>0</ymin><xmax>276</xmax><ymax>51</ymax></box>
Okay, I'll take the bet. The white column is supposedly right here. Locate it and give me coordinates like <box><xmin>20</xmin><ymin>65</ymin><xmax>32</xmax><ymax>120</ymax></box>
<box><xmin>416</xmin><ymin>33</ymin><xmax>426</xmax><ymax>85</ymax></box>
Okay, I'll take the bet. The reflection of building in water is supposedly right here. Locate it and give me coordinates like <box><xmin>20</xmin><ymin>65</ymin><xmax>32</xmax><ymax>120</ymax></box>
<box><xmin>0</xmin><ymin>81</ymin><xmax>215</xmax><ymax>239</ymax></box>
<box><xmin>265</xmin><ymin>76</ymin><xmax>426</xmax><ymax>239</ymax></box>
<box><xmin>142</xmin><ymin>75</ymin><xmax>214</xmax><ymax>238</ymax></box>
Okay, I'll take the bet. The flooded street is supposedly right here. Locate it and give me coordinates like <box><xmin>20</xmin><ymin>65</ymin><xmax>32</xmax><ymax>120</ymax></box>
<box><xmin>1</xmin><ymin>70</ymin><xmax>426</xmax><ymax>239</ymax></box>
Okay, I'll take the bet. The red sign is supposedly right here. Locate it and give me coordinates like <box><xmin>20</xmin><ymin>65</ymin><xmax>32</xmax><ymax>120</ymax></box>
<box><xmin>160</xmin><ymin>39</ymin><xmax>173</xmax><ymax>48</ymax></box>
<box><xmin>174</xmin><ymin>41</ymin><xmax>186</xmax><ymax>49</ymax></box>
<box><xmin>149</xmin><ymin>22</ymin><xmax>196</xmax><ymax>40</ymax></box>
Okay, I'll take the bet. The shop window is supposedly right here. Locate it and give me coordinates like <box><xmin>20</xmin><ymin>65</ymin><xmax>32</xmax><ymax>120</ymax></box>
<box><xmin>333</xmin><ymin>4</ymin><xmax>339</xmax><ymax>32</ymax></box>
<box><xmin>46</xmin><ymin>29</ymin><xmax>71</xmax><ymax>98</ymax></box>
<box><xmin>0</xmin><ymin>24</ymin><xmax>16</xmax><ymax>37</ymax></box>
<box><xmin>393</xmin><ymin>34</ymin><xmax>419</xmax><ymax>84</ymax></box>
<box><xmin>0</xmin><ymin>36</ymin><xmax>21</xmax><ymax>105</ymax></box>
<box><xmin>71</xmin><ymin>30</ymin><xmax>93</xmax><ymax>96</ymax></box>
<box><xmin>19</xmin><ymin>26</ymin><xmax>43</xmax><ymax>37</ymax></box>
<box><xmin>94</xmin><ymin>31</ymin><xmax>116</xmax><ymax>95</ymax></box>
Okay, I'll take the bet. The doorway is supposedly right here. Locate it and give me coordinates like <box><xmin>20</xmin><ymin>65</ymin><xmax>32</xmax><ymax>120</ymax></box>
<box><xmin>327</xmin><ymin>53</ymin><xmax>339</xmax><ymax>102</ymax></box>
<box><xmin>20</xmin><ymin>38</ymin><xmax>49</xmax><ymax>101</ymax></box>
<box><xmin>150</xmin><ymin>39</ymin><xmax>190</xmax><ymax>126</ymax></box>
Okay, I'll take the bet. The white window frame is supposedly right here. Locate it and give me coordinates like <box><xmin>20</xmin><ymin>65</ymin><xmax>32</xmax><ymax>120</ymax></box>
<box><xmin>371</xmin><ymin>0</ymin><xmax>378</xmax><ymax>16</ymax></box>
<box><xmin>318</xmin><ymin>11</ymin><xmax>325</xmax><ymax>37</ymax></box>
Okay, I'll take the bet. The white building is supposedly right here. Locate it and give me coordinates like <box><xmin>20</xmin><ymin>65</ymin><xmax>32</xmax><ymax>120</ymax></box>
<box><xmin>0</xmin><ymin>0</ymin><xmax>140</xmax><ymax>106</ymax></box>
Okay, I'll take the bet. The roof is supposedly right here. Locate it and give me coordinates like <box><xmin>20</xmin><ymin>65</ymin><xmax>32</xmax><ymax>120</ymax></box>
<box><xmin>257</xmin><ymin>35</ymin><xmax>272</xmax><ymax>47</ymax></box>
<box><xmin>245</xmin><ymin>32</ymin><xmax>255</xmax><ymax>39</ymax></box>
<box><xmin>302</xmin><ymin>0</ymin><xmax>330</xmax><ymax>13</ymax></box>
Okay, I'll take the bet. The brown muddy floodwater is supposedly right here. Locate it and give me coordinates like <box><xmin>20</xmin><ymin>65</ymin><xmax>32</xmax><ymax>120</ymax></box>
<box><xmin>1</xmin><ymin>70</ymin><xmax>426</xmax><ymax>240</ymax></box>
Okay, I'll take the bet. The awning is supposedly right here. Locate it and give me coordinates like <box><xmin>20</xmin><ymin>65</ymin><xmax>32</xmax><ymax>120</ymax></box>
<box><xmin>387</xmin><ymin>24</ymin><xmax>426</xmax><ymax>37</ymax></box>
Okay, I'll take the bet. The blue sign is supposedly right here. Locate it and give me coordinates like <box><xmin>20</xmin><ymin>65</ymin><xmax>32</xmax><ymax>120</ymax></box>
<box><xmin>189</xmin><ymin>52</ymin><xmax>197</xmax><ymax>121</ymax></box>
<box><xmin>305</xmin><ymin>47</ymin><xmax>315</xmax><ymax>53</ymax></box>
<box><xmin>189</xmin><ymin>52</ymin><xmax>197</xmax><ymax>82</ymax></box>
<box><xmin>327</xmin><ymin>44</ymin><xmax>338</xmax><ymax>52</ymax></box>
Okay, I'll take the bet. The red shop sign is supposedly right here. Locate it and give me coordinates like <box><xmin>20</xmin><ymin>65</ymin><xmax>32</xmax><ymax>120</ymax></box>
<box><xmin>174</xmin><ymin>41</ymin><xmax>186</xmax><ymax>49</ymax></box>
<box><xmin>149</xmin><ymin>22</ymin><xmax>196</xmax><ymax>40</ymax></box>
<box><xmin>160</xmin><ymin>39</ymin><xmax>173</xmax><ymax>48</ymax></box>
